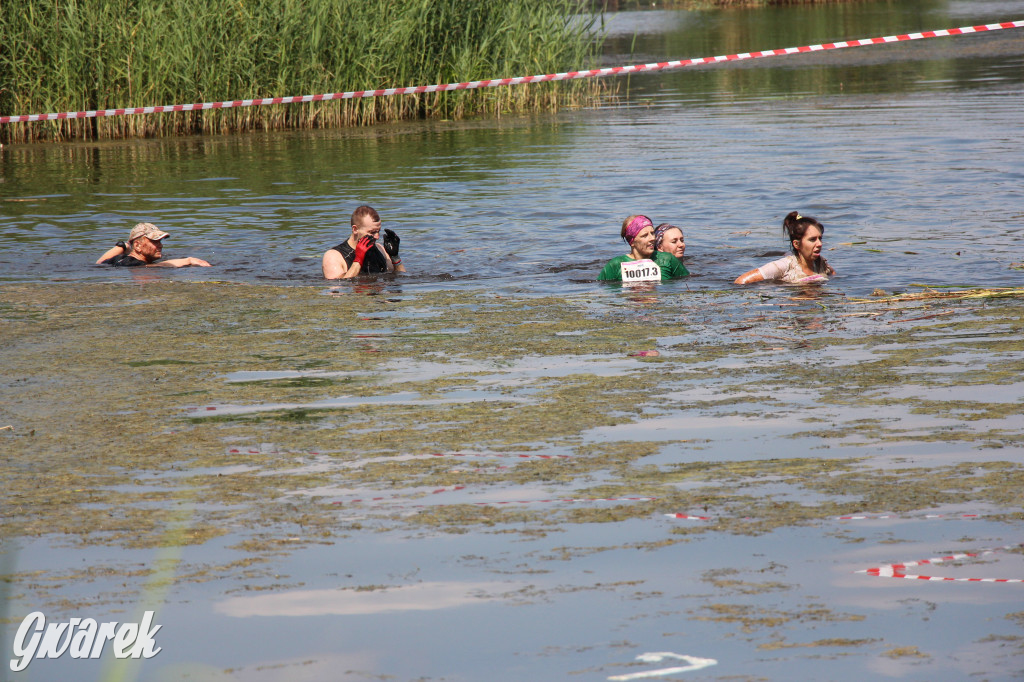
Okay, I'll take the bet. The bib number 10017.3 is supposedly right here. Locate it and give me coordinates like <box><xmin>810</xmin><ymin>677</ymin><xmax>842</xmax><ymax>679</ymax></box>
<box><xmin>620</xmin><ymin>259</ymin><xmax>661</xmax><ymax>282</ymax></box>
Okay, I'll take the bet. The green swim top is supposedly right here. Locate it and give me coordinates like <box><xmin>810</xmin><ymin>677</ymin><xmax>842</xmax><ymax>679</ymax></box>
<box><xmin>597</xmin><ymin>251</ymin><xmax>690</xmax><ymax>281</ymax></box>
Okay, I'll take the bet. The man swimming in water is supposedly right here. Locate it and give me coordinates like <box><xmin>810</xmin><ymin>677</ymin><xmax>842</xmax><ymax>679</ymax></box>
<box><xmin>96</xmin><ymin>223</ymin><xmax>211</xmax><ymax>268</ymax></box>
<box><xmin>322</xmin><ymin>205</ymin><xmax>405</xmax><ymax>279</ymax></box>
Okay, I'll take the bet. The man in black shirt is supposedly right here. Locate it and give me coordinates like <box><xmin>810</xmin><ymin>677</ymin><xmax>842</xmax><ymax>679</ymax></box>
<box><xmin>97</xmin><ymin>223</ymin><xmax>211</xmax><ymax>268</ymax></box>
<box><xmin>322</xmin><ymin>205</ymin><xmax>405</xmax><ymax>279</ymax></box>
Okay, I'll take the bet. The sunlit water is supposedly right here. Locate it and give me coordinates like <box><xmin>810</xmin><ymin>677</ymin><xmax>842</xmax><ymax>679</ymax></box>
<box><xmin>2</xmin><ymin>0</ymin><xmax>1023</xmax><ymax>299</ymax></box>
<box><xmin>3</xmin><ymin>1</ymin><xmax>1024</xmax><ymax>680</ymax></box>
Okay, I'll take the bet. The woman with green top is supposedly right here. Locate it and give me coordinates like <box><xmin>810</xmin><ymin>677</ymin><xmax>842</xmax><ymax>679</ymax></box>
<box><xmin>654</xmin><ymin>223</ymin><xmax>686</xmax><ymax>264</ymax></box>
<box><xmin>597</xmin><ymin>215</ymin><xmax>690</xmax><ymax>282</ymax></box>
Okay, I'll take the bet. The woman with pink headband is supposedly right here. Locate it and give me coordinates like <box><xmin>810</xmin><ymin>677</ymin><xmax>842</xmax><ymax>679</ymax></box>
<box><xmin>598</xmin><ymin>215</ymin><xmax>690</xmax><ymax>282</ymax></box>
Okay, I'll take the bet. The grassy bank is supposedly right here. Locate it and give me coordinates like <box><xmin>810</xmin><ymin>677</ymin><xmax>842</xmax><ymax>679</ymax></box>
<box><xmin>0</xmin><ymin>0</ymin><xmax>603</xmax><ymax>143</ymax></box>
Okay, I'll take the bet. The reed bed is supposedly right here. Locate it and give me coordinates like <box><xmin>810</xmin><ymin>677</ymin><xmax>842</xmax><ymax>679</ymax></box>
<box><xmin>0</xmin><ymin>0</ymin><xmax>605</xmax><ymax>143</ymax></box>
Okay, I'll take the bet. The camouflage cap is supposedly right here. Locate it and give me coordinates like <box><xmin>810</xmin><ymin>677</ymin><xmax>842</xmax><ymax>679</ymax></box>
<box><xmin>128</xmin><ymin>222</ymin><xmax>169</xmax><ymax>242</ymax></box>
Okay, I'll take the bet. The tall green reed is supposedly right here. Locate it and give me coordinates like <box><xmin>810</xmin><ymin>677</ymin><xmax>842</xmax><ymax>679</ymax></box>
<box><xmin>0</xmin><ymin>0</ymin><xmax>605</xmax><ymax>142</ymax></box>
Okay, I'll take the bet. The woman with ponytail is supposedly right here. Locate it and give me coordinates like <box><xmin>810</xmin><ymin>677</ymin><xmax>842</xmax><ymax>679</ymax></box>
<box><xmin>734</xmin><ymin>211</ymin><xmax>835</xmax><ymax>284</ymax></box>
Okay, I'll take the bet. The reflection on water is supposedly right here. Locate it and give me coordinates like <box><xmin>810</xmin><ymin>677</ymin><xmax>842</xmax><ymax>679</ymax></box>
<box><xmin>215</xmin><ymin>581</ymin><xmax>515</xmax><ymax>617</ymax></box>
<box><xmin>1</xmin><ymin>0</ymin><xmax>1022</xmax><ymax>299</ymax></box>
<box><xmin>603</xmin><ymin>0</ymin><xmax>1024</xmax><ymax>101</ymax></box>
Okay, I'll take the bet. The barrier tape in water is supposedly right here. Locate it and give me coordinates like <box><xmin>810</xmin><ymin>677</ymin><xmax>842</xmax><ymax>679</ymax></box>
<box><xmin>2</xmin><ymin>20</ymin><xmax>1022</xmax><ymax>125</ymax></box>
<box><xmin>858</xmin><ymin>544</ymin><xmax>1024</xmax><ymax>582</ymax></box>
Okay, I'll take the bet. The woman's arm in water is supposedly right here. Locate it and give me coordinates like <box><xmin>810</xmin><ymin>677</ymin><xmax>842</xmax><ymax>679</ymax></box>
<box><xmin>736</xmin><ymin>257</ymin><xmax>790</xmax><ymax>284</ymax></box>
<box><xmin>734</xmin><ymin>268</ymin><xmax>765</xmax><ymax>285</ymax></box>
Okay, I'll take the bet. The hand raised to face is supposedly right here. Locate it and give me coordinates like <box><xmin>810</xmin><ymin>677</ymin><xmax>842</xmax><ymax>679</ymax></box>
<box><xmin>353</xmin><ymin>235</ymin><xmax>375</xmax><ymax>265</ymax></box>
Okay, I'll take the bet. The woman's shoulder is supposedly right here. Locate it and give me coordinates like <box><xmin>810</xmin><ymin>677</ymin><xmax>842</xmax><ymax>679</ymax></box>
<box><xmin>758</xmin><ymin>254</ymin><xmax>797</xmax><ymax>277</ymax></box>
<box><xmin>653</xmin><ymin>251</ymin><xmax>689</xmax><ymax>277</ymax></box>
<box><xmin>598</xmin><ymin>254</ymin><xmax>631</xmax><ymax>280</ymax></box>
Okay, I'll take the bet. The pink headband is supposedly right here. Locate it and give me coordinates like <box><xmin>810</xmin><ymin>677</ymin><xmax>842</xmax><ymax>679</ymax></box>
<box><xmin>624</xmin><ymin>215</ymin><xmax>653</xmax><ymax>245</ymax></box>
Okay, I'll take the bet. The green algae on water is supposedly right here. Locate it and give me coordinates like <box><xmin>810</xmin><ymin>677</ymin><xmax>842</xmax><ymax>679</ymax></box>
<box><xmin>3</xmin><ymin>281</ymin><xmax>1024</xmax><ymax>614</ymax></box>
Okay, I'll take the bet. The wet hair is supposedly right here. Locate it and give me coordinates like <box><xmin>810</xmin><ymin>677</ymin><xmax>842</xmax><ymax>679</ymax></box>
<box><xmin>783</xmin><ymin>211</ymin><xmax>827</xmax><ymax>272</ymax></box>
<box><xmin>654</xmin><ymin>223</ymin><xmax>681</xmax><ymax>251</ymax></box>
<box><xmin>351</xmin><ymin>205</ymin><xmax>380</xmax><ymax>227</ymax></box>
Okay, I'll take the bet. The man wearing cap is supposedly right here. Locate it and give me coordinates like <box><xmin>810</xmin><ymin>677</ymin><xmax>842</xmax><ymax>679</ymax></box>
<box><xmin>97</xmin><ymin>223</ymin><xmax>211</xmax><ymax>268</ymax></box>
<box><xmin>322</xmin><ymin>205</ymin><xmax>405</xmax><ymax>279</ymax></box>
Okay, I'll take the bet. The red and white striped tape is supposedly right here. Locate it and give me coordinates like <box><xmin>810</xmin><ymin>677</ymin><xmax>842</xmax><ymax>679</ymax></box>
<box><xmin>858</xmin><ymin>544</ymin><xmax>1024</xmax><ymax>583</ymax></box>
<box><xmin>2</xmin><ymin>20</ymin><xmax>1021</xmax><ymax>125</ymax></box>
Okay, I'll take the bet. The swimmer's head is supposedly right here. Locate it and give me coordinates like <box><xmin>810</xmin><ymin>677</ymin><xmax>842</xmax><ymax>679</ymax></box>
<box><xmin>656</xmin><ymin>223</ymin><xmax>685</xmax><ymax>259</ymax></box>
<box><xmin>782</xmin><ymin>211</ymin><xmax>824</xmax><ymax>256</ymax></box>
<box><xmin>128</xmin><ymin>222</ymin><xmax>169</xmax><ymax>244</ymax></box>
<box><xmin>127</xmin><ymin>222</ymin><xmax>168</xmax><ymax>262</ymax></box>
<box><xmin>351</xmin><ymin>205</ymin><xmax>381</xmax><ymax>241</ymax></box>
<box><xmin>653</xmin><ymin>223</ymin><xmax>680</xmax><ymax>250</ymax></box>
<box><xmin>621</xmin><ymin>215</ymin><xmax>653</xmax><ymax>246</ymax></box>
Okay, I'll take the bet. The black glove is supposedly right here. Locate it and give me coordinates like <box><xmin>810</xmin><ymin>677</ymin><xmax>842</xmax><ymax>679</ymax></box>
<box><xmin>382</xmin><ymin>229</ymin><xmax>400</xmax><ymax>259</ymax></box>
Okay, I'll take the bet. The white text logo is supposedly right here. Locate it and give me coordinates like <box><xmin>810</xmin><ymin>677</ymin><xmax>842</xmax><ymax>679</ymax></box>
<box><xmin>10</xmin><ymin>611</ymin><xmax>162</xmax><ymax>672</ymax></box>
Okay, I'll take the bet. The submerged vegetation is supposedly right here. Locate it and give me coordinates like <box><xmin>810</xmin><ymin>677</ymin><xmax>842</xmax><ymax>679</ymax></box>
<box><xmin>3</xmin><ymin>281</ymin><xmax>1024</xmax><ymax>675</ymax></box>
<box><xmin>4</xmin><ymin>281</ymin><xmax>1024</xmax><ymax>550</ymax></box>
<box><xmin>0</xmin><ymin>0</ymin><xmax>604</xmax><ymax>143</ymax></box>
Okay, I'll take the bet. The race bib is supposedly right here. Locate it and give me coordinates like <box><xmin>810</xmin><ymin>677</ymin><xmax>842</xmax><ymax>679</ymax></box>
<box><xmin>620</xmin><ymin>258</ymin><xmax>661</xmax><ymax>282</ymax></box>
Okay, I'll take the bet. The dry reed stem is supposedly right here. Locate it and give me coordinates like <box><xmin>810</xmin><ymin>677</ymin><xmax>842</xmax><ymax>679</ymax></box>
<box><xmin>846</xmin><ymin>288</ymin><xmax>1024</xmax><ymax>305</ymax></box>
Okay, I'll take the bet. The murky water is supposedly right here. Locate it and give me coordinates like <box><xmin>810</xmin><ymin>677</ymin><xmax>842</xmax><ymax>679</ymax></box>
<box><xmin>2</xmin><ymin>1</ymin><xmax>1023</xmax><ymax>296</ymax></box>
<box><xmin>3</xmin><ymin>1</ymin><xmax>1024</xmax><ymax>680</ymax></box>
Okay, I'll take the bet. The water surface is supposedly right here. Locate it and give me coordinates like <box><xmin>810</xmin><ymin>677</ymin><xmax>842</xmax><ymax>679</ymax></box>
<box><xmin>1</xmin><ymin>0</ymin><xmax>1022</xmax><ymax>296</ymax></box>
<box><xmin>2</xmin><ymin>2</ymin><xmax>1024</xmax><ymax>681</ymax></box>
